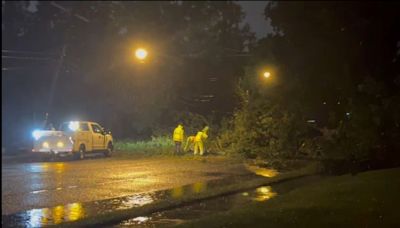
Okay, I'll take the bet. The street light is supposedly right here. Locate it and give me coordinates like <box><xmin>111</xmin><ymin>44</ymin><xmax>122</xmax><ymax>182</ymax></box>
<box><xmin>259</xmin><ymin>67</ymin><xmax>277</xmax><ymax>86</ymax></box>
<box><xmin>263</xmin><ymin>71</ymin><xmax>271</xmax><ymax>78</ymax></box>
<box><xmin>135</xmin><ymin>48</ymin><xmax>148</xmax><ymax>61</ymax></box>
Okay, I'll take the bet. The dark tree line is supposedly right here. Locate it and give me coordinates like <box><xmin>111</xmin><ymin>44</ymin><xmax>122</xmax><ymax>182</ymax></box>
<box><xmin>218</xmin><ymin>1</ymin><xmax>400</xmax><ymax>168</ymax></box>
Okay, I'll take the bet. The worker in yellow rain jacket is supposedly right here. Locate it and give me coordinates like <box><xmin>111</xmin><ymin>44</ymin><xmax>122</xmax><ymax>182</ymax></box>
<box><xmin>194</xmin><ymin>126</ymin><xmax>209</xmax><ymax>156</ymax></box>
<box><xmin>184</xmin><ymin>135</ymin><xmax>195</xmax><ymax>152</ymax></box>
<box><xmin>173</xmin><ymin>123</ymin><xmax>184</xmax><ymax>155</ymax></box>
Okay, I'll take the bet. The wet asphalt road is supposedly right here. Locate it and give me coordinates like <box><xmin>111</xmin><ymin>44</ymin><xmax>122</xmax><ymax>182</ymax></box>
<box><xmin>1</xmin><ymin>155</ymin><xmax>248</xmax><ymax>215</ymax></box>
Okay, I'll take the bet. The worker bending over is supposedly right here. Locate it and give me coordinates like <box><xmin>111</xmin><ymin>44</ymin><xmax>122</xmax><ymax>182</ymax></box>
<box><xmin>194</xmin><ymin>126</ymin><xmax>209</xmax><ymax>156</ymax></box>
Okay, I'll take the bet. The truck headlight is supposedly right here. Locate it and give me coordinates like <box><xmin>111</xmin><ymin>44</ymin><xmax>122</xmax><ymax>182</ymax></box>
<box><xmin>42</xmin><ymin>142</ymin><xmax>49</xmax><ymax>148</ymax></box>
<box><xmin>32</xmin><ymin>129</ymin><xmax>42</xmax><ymax>140</ymax></box>
<box><xmin>57</xmin><ymin>142</ymin><xmax>64</xmax><ymax>148</ymax></box>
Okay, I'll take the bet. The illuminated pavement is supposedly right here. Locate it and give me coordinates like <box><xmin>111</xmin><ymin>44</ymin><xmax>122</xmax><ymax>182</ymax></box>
<box><xmin>1</xmin><ymin>156</ymin><xmax>249</xmax><ymax>216</ymax></box>
<box><xmin>116</xmin><ymin>175</ymin><xmax>322</xmax><ymax>227</ymax></box>
<box><xmin>1</xmin><ymin>164</ymin><xmax>319</xmax><ymax>227</ymax></box>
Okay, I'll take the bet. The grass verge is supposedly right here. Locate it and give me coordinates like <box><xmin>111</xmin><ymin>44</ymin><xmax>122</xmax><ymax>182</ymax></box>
<box><xmin>180</xmin><ymin>167</ymin><xmax>400</xmax><ymax>228</ymax></box>
<box><xmin>114</xmin><ymin>136</ymin><xmax>174</xmax><ymax>156</ymax></box>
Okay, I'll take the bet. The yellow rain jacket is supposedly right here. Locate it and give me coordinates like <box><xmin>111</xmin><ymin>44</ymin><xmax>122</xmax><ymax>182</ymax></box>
<box><xmin>194</xmin><ymin>126</ymin><xmax>209</xmax><ymax>155</ymax></box>
<box><xmin>173</xmin><ymin>125</ymin><xmax>184</xmax><ymax>142</ymax></box>
<box><xmin>195</xmin><ymin>126</ymin><xmax>209</xmax><ymax>142</ymax></box>
<box><xmin>194</xmin><ymin>131</ymin><xmax>208</xmax><ymax>142</ymax></box>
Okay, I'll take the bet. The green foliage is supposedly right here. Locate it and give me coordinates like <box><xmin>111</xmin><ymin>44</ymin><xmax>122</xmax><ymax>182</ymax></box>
<box><xmin>171</xmin><ymin>112</ymin><xmax>210</xmax><ymax>137</ymax></box>
<box><xmin>115</xmin><ymin>136</ymin><xmax>174</xmax><ymax>155</ymax></box>
<box><xmin>325</xmin><ymin>77</ymin><xmax>395</xmax><ymax>161</ymax></box>
<box><xmin>216</xmin><ymin>84</ymin><xmax>310</xmax><ymax>159</ymax></box>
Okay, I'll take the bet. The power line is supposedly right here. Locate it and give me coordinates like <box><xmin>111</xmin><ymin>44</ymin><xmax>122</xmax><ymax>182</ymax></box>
<box><xmin>2</xmin><ymin>56</ymin><xmax>57</xmax><ymax>61</ymax></box>
<box><xmin>2</xmin><ymin>65</ymin><xmax>52</xmax><ymax>71</ymax></box>
<box><xmin>2</xmin><ymin>67</ymin><xmax>28</xmax><ymax>71</ymax></box>
<box><xmin>2</xmin><ymin>49</ymin><xmax>58</xmax><ymax>56</ymax></box>
<box><xmin>50</xmin><ymin>1</ymin><xmax>90</xmax><ymax>23</ymax></box>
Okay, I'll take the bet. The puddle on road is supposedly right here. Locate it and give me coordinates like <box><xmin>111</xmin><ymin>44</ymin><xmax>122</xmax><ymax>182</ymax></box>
<box><xmin>116</xmin><ymin>175</ymin><xmax>322</xmax><ymax>227</ymax></box>
<box><xmin>116</xmin><ymin>185</ymin><xmax>278</xmax><ymax>227</ymax></box>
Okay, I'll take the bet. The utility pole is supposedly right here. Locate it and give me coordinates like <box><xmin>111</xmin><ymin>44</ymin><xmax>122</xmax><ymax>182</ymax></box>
<box><xmin>47</xmin><ymin>44</ymin><xmax>66</xmax><ymax>116</ymax></box>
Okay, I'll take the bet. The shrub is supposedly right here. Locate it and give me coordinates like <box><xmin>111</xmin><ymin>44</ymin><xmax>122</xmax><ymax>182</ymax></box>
<box><xmin>115</xmin><ymin>135</ymin><xmax>174</xmax><ymax>156</ymax></box>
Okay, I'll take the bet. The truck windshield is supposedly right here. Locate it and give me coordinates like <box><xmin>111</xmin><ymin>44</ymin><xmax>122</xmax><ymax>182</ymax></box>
<box><xmin>59</xmin><ymin>123</ymin><xmax>71</xmax><ymax>131</ymax></box>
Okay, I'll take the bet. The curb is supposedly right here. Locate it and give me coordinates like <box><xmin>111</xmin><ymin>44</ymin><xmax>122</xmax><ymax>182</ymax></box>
<box><xmin>2</xmin><ymin>154</ymin><xmax>35</xmax><ymax>163</ymax></box>
<box><xmin>58</xmin><ymin>161</ymin><xmax>322</xmax><ymax>227</ymax></box>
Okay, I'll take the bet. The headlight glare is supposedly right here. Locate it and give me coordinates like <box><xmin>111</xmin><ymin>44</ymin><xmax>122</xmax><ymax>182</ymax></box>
<box><xmin>32</xmin><ymin>129</ymin><xmax>42</xmax><ymax>140</ymax></box>
<box><xmin>57</xmin><ymin>142</ymin><xmax>64</xmax><ymax>148</ymax></box>
<box><xmin>42</xmin><ymin>142</ymin><xmax>49</xmax><ymax>148</ymax></box>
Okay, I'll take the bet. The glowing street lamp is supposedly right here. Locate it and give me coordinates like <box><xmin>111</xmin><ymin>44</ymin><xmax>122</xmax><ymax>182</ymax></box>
<box><xmin>135</xmin><ymin>48</ymin><xmax>148</xmax><ymax>61</ymax></box>
<box><xmin>263</xmin><ymin>71</ymin><xmax>271</xmax><ymax>78</ymax></box>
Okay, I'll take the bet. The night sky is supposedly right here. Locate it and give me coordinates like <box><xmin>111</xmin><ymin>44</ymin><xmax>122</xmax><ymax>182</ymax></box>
<box><xmin>237</xmin><ymin>1</ymin><xmax>273</xmax><ymax>38</ymax></box>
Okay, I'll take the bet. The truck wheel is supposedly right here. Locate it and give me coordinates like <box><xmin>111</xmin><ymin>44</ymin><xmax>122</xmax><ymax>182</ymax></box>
<box><xmin>104</xmin><ymin>143</ymin><xmax>113</xmax><ymax>157</ymax></box>
<box><xmin>74</xmin><ymin>145</ymin><xmax>85</xmax><ymax>160</ymax></box>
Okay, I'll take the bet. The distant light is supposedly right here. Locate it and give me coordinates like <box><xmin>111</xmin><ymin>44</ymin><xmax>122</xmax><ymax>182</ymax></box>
<box><xmin>346</xmin><ymin>112</ymin><xmax>351</xmax><ymax>116</ymax></box>
<box><xmin>307</xmin><ymin>120</ymin><xmax>316</xmax><ymax>123</ymax></box>
<box><xmin>42</xmin><ymin>142</ymin><xmax>49</xmax><ymax>148</ymax></box>
<box><xmin>337</xmin><ymin>101</ymin><xmax>341</xmax><ymax>105</ymax></box>
<box><xmin>32</xmin><ymin>129</ymin><xmax>42</xmax><ymax>140</ymax></box>
<box><xmin>135</xmin><ymin>48</ymin><xmax>148</xmax><ymax>60</ymax></box>
<box><xmin>323</xmin><ymin>101</ymin><xmax>327</xmax><ymax>105</ymax></box>
<box><xmin>263</xmin><ymin>71</ymin><xmax>271</xmax><ymax>78</ymax></box>
<box><xmin>68</xmin><ymin>121</ymin><xmax>79</xmax><ymax>131</ymax></box>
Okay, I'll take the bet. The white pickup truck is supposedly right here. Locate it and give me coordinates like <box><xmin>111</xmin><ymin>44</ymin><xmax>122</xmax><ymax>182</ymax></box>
<box><xmin>32</xmin><ymin>121</ymin><xmax>113</xmax><ymax>160</ymax></box>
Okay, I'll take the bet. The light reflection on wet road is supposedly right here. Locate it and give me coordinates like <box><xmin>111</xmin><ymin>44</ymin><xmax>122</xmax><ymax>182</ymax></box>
<box><xmin>115</xmin><ymin>185</ymin><xmax>278</xmax><ymax>227</ymax></box>
<box><xmin>115</xmin><ymin>184</ymin><xmax>280</xmax><ymax>227</ymax></box>
<box><xmin>2</xmin><ymin>172</ymin><xmax>283</xmax><ymax>227</ymax></box>
<box><xmin>2</xmin><ymin>156</ymin><xmax>249</xmax><ymax>215</ymax></box>
<box><xmin>116</xmin><ymin>176</ymin><xmax>322</xmax><ymax>227</ymax></box>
